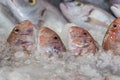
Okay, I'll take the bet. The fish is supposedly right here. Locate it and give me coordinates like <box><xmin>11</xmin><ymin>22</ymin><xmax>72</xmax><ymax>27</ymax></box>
<box><xmin>38</xmin><ymin>27</ymin><xmax>66</xmax><ymax>58</ymax></box>
<box><xmin>69</xmin><ymin>26</ymin><xmax>98</xmax><ymax>56</ymax></box>
<box><xmin>7</xmin><ymin>20</ymin><xmax>37</xmax><ymax>54</ymax></box>
<box><xmin>60</xmin><ymin>1</ymin><xmax>115</xmax><ymax>28</ymax></box>
<box><xmin>0</xmin><ymin>3</ymin><xmax>18</xmax><ymax>36</ymax></box>
<box><xmin>7</xmin><ymin>0</ymin><xmax>67</xmax><ymax>33</ymax></box>
<box><xmin>63</xmin><ymin>0</ymin><xmax>111</xmax><ymax>12</ymax></box>
<box><xmin>102</xmin><ymin>18</ymin><xmax>120</xmax><ymax>55</ymax></box>
<box><xmin>111</xmin><ymin>4</ymin><xmax>120</xmax><ymax>17</ymax></box>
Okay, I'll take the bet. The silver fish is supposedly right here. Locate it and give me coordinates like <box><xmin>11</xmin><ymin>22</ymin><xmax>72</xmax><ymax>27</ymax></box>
<box><xmin>111</xmin><ymin>4</ymin><xmax>120</xmax><ymax>17</ymax></box>
<box><xmin>60</xmin><ymin>1</ymin><xmax>115</xmax><ymax>28</ymax></box>
<box><xmin>7</xmin><ymin>0</ymin><xmax>67</xmax><ymax>33</ymax></box>
<box><xmin>0</xmin><ymin>3</ymin><xmax>18</xmax><ymax>36</ymax></box>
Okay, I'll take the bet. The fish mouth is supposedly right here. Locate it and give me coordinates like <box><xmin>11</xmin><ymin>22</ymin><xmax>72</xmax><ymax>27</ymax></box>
<box><xmin>72</xmin><ymin>38</ymin><xmax>90</xmax><ymax>48</ymax></box>
<box><xmin>74</xmin><ymin>42</ymin><xmax>89</xmax><ymax>48</ymax></box>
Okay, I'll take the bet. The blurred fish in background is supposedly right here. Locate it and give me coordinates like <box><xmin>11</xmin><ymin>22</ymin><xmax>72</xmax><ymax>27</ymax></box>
<box><xmin>0</xmin><ymin>3</ymin><xmax>18</xmax><ymax>36</ymax></box>
<box><xmin>6</xmin><ymin>0</ymin><xmax>67</xmax><ymax>34</ymax></box>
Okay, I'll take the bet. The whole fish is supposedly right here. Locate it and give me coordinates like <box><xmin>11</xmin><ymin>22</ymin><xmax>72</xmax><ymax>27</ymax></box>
<box><xmin>60</xmin><ymin>1</ymin><xmax>115</xmax><ymax>31</ymax></box>
<box><xmin>7</xmin><ymin>0</ymin><xmax>67</xmax><ymax>33</ymax></box>
<box><xmin>102</xmin><ymin>18</ymin><xmax>120</xmax><ymax>55</ymax></box>
<box><xmin>69</xmin><ymin>26</ymin><xmax>98</xmax><ymax>56</ymax></box>
<box><xmin>0</xmin><ymin>3</ymin><xmax>18</xmax><ymax>36</ymax></box>
<box><xmin>111</xmin><ymin>4</ymin><xmax>120</xmax><ymax>17</ymax></box>
<box><xmin>7</xmin><ymin>20</ymin><xmax>37</xmax><ymax>54</ymax></box>
<box><xmin>38</xmin><ymin>27</ymin><xmax>66</xmax><ymax>57</ymax></box>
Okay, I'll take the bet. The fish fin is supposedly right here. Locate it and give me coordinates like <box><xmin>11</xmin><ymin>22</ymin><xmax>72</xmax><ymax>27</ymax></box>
<box><xmin>85</xmin><ymin>17</ymin><xmax>108</xmax><ymax>27</ymax></box>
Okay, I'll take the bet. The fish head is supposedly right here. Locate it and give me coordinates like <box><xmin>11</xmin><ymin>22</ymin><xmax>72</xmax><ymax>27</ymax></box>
<box><xmin>39</xmin><ymin>27</ymin><xmax>66</xmax><ymax>55</ymax></box>
<box><xmin>111</xmin><ymin>4</ymin><xmax>120</xmax><ymax>17</ymax></box>
<box><xmin>69</xmin><ymin>26</ymin><xmax>98</xmax><ymax>55</ymax></box>
<box><xmin>7</xmin><ymin>0</ymin><xmax>45</xmax><ymax>24</ymax></box>
<box><xmin>103</xmin><ymin>18</ymin><xmax>120</xmax><ymax>54</ymax></box>
<box><xmin>7</xmin><ymin>20</ymin><xmax>35</xmax><ymax>47</ymax></box>
<box><xmin>60</xmin><ymin>1</ymin><xmax>94</xmax><ymax>21</ymax></box>
<box><xmin>105</xmin><ymin>18</ymin><xmax>120</xmax><ymax>42</ymax></box>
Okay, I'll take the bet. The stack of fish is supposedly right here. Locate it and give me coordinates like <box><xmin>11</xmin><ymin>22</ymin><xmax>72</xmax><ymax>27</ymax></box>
<box><xmin>0</xmin><ymin>0</ymin><xmax>120</xmax><ymax>60</ymax></box>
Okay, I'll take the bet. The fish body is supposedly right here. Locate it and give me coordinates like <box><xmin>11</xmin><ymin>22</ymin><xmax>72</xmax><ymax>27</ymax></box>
<box><xmin>102</xmin><ymin>18</ymin><xmax>120</xmax><ymax>55</ymax></box>
<box><xmin>0</xmin><ymin>3</ymin><xmax>18</xmax><ymax>36</ymax></box>
<box><xmin>7</xmin><ymin>20</ymin><xmax>36</xmax><ymax>54</ymax></box>
<box><xmin>38</xmin><ymin>27</ymin><xmax>66</xmax><ymax>57</ymax></box>
<box><xmin>69</xmin><ymin>26</ymin><xmax>98</xmax><ymax>56</ymax></box>
<box><xmin>7</xmin><ymin>0</ymin><xmax>67</xmax><ymax>33</ymax></box>
<box><xmin>111</xmin><ymin>4</ymin><xmax>120</xmax><ymax>17</ymax></box>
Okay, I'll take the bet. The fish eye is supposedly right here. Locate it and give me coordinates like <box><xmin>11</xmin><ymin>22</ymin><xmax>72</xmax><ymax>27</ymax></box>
<box><xmin>25</xmin><ymin>0</ymin><xmax>36</xmax><ymax>6</ymax></box>
<box><xmin>83</xmin><ymin>32</ymin><xmax>87</xmax><ymax>35</ymax></box>
<box><xmin>75</xmin><ymin>2</ymin><xmax>84</xmax><ymax>6</ymax></box>
<box><xmin>54</xmin><ymin>36</ymin><xmax>58</xmax><ymax>40</ymax></box>
<box><xmin>14</xmin><ymin>28</ymin><xmax>20</xmax><ymax>33</ymax></box>
<box><xmin>113</xmin><ymin>24</ymin><xmax>117</xmax><ymax>28</ymax></box>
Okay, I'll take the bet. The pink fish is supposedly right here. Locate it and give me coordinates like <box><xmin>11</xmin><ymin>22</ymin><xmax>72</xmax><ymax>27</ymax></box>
<box><xmin>7</xmin><ymin>20</ymin><xmax>36</xmax><ymax>54</ymax></box>
<box><xmin>69</xmin><ymin>26</ymin><xmax>98</xmax><ymax>56</ymax></box>
<box><xmin>38</xmin><ymin>27</ymin><xmax>66</xmax><ymax>57</ymax></box>
<box><xmin>103</xmin><ymin>18</ymin><xmax>120</xmax><ymax>55</ymax></box>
